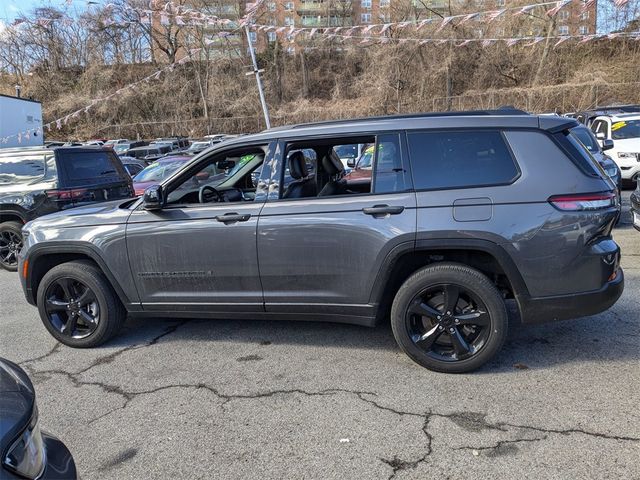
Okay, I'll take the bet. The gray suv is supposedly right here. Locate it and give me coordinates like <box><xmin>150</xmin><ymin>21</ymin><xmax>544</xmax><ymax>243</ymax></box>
<box><xmin>18</xmin><ymin>111</ymin><xmax>623</xmax><ymax>373</ymax></box>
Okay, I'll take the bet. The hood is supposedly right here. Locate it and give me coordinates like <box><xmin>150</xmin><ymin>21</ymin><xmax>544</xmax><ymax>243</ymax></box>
<box><xmin>0</xmin><ymin>358</ymin><xmax>35</xmax><ymax>454</ymax></box>
<box><xmin>25</xmin><ymin>198</ymin><xmax>135</xmax><ymax>230</ymax></box>
<box><xmin>612</xmin><ymin>137</ymin><xmax>640</xmax><ymax>151</ymax></box>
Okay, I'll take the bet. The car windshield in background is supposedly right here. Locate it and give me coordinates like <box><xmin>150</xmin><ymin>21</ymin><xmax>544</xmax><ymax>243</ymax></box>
<box><xmin>114</xmin><ymin>144</ymin><xmax>129</xmax><ymax>153</ymax></box>
<box><xmin>334</xmin><ymin>144</ymin><xmax>358</xmax><ymax>159</ymax></box>
<box><xmin>0</xmin><ymin>153</ymin><xmax>50</xmax><ymax>184</ymax></box>
<box><xmin>188</xmin><ymin>142</ymin><xmax>211</xmax><ymax>152</ymax></box>
<box><xmin>134</xmin><ymin>160</ymin><xmax>185</xmax><ymax>183</ymax></box>
<box><xmin>571</xmin><ymin>126</ymin><xmax>599</xmax><ymax>153</ymax></box>
<box><xmin>611</xmin><ymin>120</ymin><xmax>640</xmax><ymax>140</ymax></box>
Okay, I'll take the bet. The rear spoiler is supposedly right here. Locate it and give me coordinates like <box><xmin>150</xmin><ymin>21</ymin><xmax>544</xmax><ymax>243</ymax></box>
<box><xmin>538</xmin><ymin>116</ymin><xmax>580</xmax><ymax>133</ymax></box>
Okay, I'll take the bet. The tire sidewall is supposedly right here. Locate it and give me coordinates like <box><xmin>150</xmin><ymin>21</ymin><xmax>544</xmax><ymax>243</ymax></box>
<box><xmin>37</xmin><ymin>265</ymin><xmax>114</xmax><ymax>347</ymax></box>
<box><xmin>391</xmin><ymin>265</ymin><xmax>508</xmax><ymax>373</ymax></box>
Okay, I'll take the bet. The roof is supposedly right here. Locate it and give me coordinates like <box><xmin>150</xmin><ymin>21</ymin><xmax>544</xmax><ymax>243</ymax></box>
<box><xmin>217</xmin><ymin>110</ymin><xmax>576</xmax><ymax>148</ymax></box>
<box><xmin>0</xmin><ymin>93</ymin><xmax>41</xmax><ymax>104</ymax></box>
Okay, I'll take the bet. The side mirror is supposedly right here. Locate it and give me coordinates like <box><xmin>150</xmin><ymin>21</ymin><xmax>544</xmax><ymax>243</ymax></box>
<box><xmin>347</xmin><ymin>158</ymin><xmax>356</xmax><ymax>168</ymax></box>
<box><xmin>143</xmin><ymin>185</ymin><xmax>164</xmax><ymax>210</ymax></box>
<box><xmin>596</xmin><ymin>132</ymin><xmax>606</xmax><ymax>140</ymax></box>
<box><xmin>602</xmin><ymin>139</ymin><xmax>614</xmax><ymax>151</ymax></box>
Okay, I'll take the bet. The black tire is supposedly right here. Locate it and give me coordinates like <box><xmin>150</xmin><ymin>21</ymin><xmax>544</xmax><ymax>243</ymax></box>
<box><xmin>0</xmin><ymin>221</ymin><xmax>23</xmax><ymax>272</ymax></box>
<box><xmin>390</xmin><ymin>262</ymin><xmax>508</xmax><ymax>373</ymax></box>
<box><xmin>36</xmin><ymin>260</ymin><xmax>126</xmax><ymax>347</ymax></box>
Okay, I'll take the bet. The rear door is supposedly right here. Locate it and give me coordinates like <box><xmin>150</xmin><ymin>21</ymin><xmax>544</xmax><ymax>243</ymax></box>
<box><xmin>257</xmin><ymin>133</ymin><xmax>416</xmax><ymax>318</ymax></box>
<box><xmin>56</xmin><ymin>148</ymin><xmax>133</xmax><ymax>205</ymax></box>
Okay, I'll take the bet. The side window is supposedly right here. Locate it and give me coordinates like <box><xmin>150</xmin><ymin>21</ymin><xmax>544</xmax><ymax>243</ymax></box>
<box><xmin>407</xmin><ymin>130</ymin><xmax>519</xmax><ymax>190</ymax></box>
<box><xmin>373</xmin><ymin>134</ymin><xmax>407</xmax><ymax>194</ymax></box>
<box><xmin>165</xmin><ymin>149</ymin><xmax>265</xmax><ymax>206</ymax></box>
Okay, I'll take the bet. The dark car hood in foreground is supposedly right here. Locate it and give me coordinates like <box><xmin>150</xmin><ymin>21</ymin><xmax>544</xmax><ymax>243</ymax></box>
<box><xmin>25</xmin><ymin>198</ymin><xmax>135</xmax><ymax>230</ymax></box>
<box><xmin>0</xmin><ymin>358</ymin><xmax>35</xmax><ymax>455</ymax></box>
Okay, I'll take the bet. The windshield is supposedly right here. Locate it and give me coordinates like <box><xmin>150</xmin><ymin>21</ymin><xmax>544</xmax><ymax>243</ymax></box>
<box><xmin>611</xmin><ymin>120</ymin><xmax>640</xmax><ymax>140</ymax></box>
<box><xmin>0</xmin><ymin>152</ymin><xmax>50</xmax><ymax>184</ymax></box>
<box><xmin>356</xmin><ymin>145</ymin><xmax>375</xmax><ymax>169</ymax></box>
<box><xmin>134</xmin><ymin>160</ymin><xmax>185</xmax><ymax>183</ymax></box>
<box><xmin>334</xmin><ymin>144</ymin><xmax>358</xmax><ymax>159</ymax></box>
<box><xmin>226</xmin><ymin>154</ymin><xmax>258</xmax><ymax>176</ymax></box>
<box><xmin>114</xmin><ymin>144</ymin><xmax>129</xmax><ymax>153</ymax></box>
<box><xmin>571</xmin><ymin>127</ymin><xmax>599</xmax><ymax>153</ymax></box>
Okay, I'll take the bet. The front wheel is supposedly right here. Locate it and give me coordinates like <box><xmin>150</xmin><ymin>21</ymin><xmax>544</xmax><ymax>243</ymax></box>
<box><xmin>391</xmin><ymin>263</ymin><xmax>508</xmax><ymax>373</ymax></box>
<box><xmin>37</xmin><ymin>261</ymin><xmax>126</xmax><ymax>347</ymax></box>
<box><xmin>0</xmin><ymin>221</ymin><xmax>23</xmax><ymax>272</ymax></box>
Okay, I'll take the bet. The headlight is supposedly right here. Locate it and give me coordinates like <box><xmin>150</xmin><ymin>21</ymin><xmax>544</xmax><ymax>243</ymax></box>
<box><xmin>618</xmin><ymin>152</ymin><xmax>636</xmax><ymax>159</ymax></box>
<box><xmin>605</xmin><ymin>166</ymin><xmax>618</xmax><ymax>178</ymax></box>
<box><xmin>3</xmin><ymin>405</ymin><xmax>46</xmax><ymax>479</ymax></box>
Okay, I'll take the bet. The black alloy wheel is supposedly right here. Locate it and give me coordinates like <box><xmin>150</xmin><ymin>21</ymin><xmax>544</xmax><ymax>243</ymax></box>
<box><xmin>391</xmin><ymin>263</ymin><xmax>508</xmax><ymax>373</ymax></box>
<box><xmin>0</xmin><ymin>222</ymin><xmax>23</xmax><ymax>271</ymax></box>
<box><xmin>406</xmin><ymin>284</ymin><xmax>491</xmax><ymax>362</ymax></box>
<box><xmin>43</xmin><ymin>277</ymin><xmax>100</xmax><ymax>339</ymax></box>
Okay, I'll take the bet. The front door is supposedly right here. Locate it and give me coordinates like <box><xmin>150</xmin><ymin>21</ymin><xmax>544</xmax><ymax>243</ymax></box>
<box><xmin>126</xmin><ymin>143</ymin><xmax>274</xmax><ymax>313</ymax></box>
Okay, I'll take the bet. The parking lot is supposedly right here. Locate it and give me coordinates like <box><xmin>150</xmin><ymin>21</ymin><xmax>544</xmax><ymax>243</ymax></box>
<box><xmin>0</xmin><ymin>192</ymin><xmax>638</xmax><ymax>480</ymax></box>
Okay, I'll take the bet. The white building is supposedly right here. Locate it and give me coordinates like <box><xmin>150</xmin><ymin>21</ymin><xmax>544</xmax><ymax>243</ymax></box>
<box><xmin>0</xmin><ymin>94</ymin><xmax>43</xmax><ymax>149</ymax></box>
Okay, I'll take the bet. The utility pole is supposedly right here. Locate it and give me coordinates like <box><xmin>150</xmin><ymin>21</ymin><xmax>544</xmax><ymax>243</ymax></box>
<box><xmin>244</xmin><ymin>25</ymin><xmax>271</xmax><ymax>129</ymax></box>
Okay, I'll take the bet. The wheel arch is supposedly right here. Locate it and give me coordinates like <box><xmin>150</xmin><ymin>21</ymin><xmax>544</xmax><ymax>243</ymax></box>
<box><xmin>25</xmin><ymin>243</ymin><xmax>132</xmax><ymax>308</ymax></box>
<box><xmin>369</xmin><ymin>239</ymin><xmax>529</xmax><ymax>324</ymax></box>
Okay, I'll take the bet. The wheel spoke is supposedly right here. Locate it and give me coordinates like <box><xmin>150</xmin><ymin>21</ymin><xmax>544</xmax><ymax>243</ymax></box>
<box><xmin>443</xmin><ymin>285</ymin><xmax>459</xmax><ymax>314</ymax></box>
<box><xmin>63</xmin><ymin>315</ymin><xmax>77</xmax><ymax>337</ymax></box>
<box><xmin>76</xmin><ymin>287</ymin><xmax>95</xmax><ymax>307</ymax></box>
<box><xmin>57</xmin><ymin>278</ymin><xmax>75</xmax><ymax>300</ymax></box>
<box><xmin>79</xmin><ymin>310</ymin><xmax>97</xmax><ymax>326</ymax></box>
<box><xmin>408</xmin><ymin>301</ymin><xmax>441</xmax><ymax>319</ymax></box>
<box><xmin>449</xmin><ymin>327</ymin><xmax>471</xmax><ymax>358</ymax></box>
<box><xmin>413</xmin><ymin>324</ymin><xmax>443</xmax><ymax>350</ymax></box>
<box><xmin>455</xmin><ymin>310</ymin><xmax>490</xmax><ymax>327</ymax></box>
<box><xmin>46</xmin><ymin>298</ymin><xmax>68</xmax><ymax>312</ymax></box>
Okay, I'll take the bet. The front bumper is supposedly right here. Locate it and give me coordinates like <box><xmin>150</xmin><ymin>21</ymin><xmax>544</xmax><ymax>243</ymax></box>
<box><xmin>518</xmin><ymin>267</ymin><xmax>624</xmax><ymax>324</ymax></box>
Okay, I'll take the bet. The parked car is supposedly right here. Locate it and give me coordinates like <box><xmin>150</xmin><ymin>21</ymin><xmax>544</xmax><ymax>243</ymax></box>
<box><xmin>185</xmin><ymin>139</ymin><xmax>217</xmax><ymax>155</ymax></box>
<box><xmin>126</xmin><ymin>145</ymin><xmax>172</xmax><ymax>162</ymax></box>
<box><xmin>104</xmin><ymin>138</ymin><xmax>129</xmax><ymax>148</ymax></box>
<box><xmin>0</xmin><ymin>357</ymin><xmax>78</xmax><ymax>479</ymax></box>
<box><xmin>0</xmin><ymin>146</ymin><xmax>134</xmax><ymax>271</ymax></box>
<box><xmin>132</xmin><ymin>156</ymin><xmax>194</xmax><ymax>196</ymax></box>
<box><xmin>631</xmin><ymin>178</ymin><xmax>640</xmax><ymax>231</ymax></box>
<box><xmin>590</xmin><ymin>113</ymin><xmax>640</xmax><ymax>186</ymax></box>
<box><xmin>18</xmin><ymin>111</ymin><xmax>623</xmax><ymax>373</ymax></box>
<box><xmin>571</xmin><ymin>125</ymin><xmax>621</xmax><ymax>187</ymax></box>
<box><xmin>152</xmin><ymin>137</ymin><xmax>189</xmax><ymax>150</ymax></box>
<box><xmin>118</xmin><ymin>156</ymin><xmax>147</xmax><ymax>178</ymax></box>
<box><xmin>112</xmin><ymin>141</ymin><xmax>147</xmax><ymax>156</ymax></box>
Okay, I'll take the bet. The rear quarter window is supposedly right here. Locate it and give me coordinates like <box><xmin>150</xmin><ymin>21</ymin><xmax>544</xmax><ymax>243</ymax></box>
<box><xmin>57</xmin><ymin>151</ymin><xmax>127</xmax><ymax>186</ymax></box>
<box><xmin>407</xmin><ymin>130</ymin><xmax>519</xmax><ymax>190</ymax></box>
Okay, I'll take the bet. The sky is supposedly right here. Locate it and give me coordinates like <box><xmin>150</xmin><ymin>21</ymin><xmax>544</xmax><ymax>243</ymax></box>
<box><xmin>0</xmin><ymin>0</ymin><xmax>107</xmax><ymax>22</ymax></box>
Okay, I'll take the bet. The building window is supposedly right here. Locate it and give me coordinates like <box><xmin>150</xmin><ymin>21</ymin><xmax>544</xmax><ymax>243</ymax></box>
<box><xmin>284</xmin><ymin>16</ymin><xmax>294</xmax><ymax>26</ymax></box>
<box><xmin>286</xmin><ymin>46</ymin><xmax>296</xmax><ymax>55</ymax></box>
<box><xmin>579</xmin><ymin>25</ymin><xmax>588</xmax><ymax>34</ymax></box>
<box><xmin>285</xmin><ymin>1</ymin><xmax>294</xmax><ymax>10</ymax></box>
<box><xmin>267</xmin><ymin>2</ymin><xmax>276</xmax><ymax>11</ymax></box>
<box><xmin>249</xmin><ymin>31</ymin><xmax>257</xmax><ymax>43</ymax></box>
<box><xmin>496</xmin><ymin>0</ymin><xmax>505</xmax><ymax>6</ymax></box>
<box><xmin>558</xmin><ymin>25</ymin><xmax>569</xmax><ymax>35</ymax></box>
<box><xmin>380</xmin><ymin>0</ymin><xmax>390</xmax><ymax>6</ymax></box>
<box><xmin>379</xmin><ymin>13</ymin><xmax>391</xmax><ymax>21</ymax></box>
<box><xmin>268</xmin><ymin>31</ymin><xmax>277</xmax><ymax>42</ymax></box>
<box><xmin>558</xmin><ymin>10</ymin><xmax>569</xmax><ymax>21</ymax></box>
<box><xmin>361</xmin><ymin>12</ymin><xmax>372</xmax><ymax>23</ymax></box>
<box><xmin>581</xmin><ymin>10</ymin><xmax>589</xmax><ymax>20</ymax></box>
<box><xmin>361</xmin><ymin>0</ymin><xmax>372</xmax><ymax>8</ymax></box>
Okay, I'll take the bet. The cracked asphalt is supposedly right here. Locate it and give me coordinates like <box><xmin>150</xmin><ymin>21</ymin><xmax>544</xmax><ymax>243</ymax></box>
<box><xmin>1</xmin><ymin>192</ymin><xmax>639</xmax><ymax>479</ymax></box>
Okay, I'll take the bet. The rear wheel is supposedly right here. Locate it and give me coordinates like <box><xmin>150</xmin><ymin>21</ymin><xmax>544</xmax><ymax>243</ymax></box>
<box><xmin>0</xmin><ymin>221</ymin><xmax>23</xmax><ymax>272</ymax></box>
<box><xmin>37</xmin><ymin>261</ymin><xmax>126</xmax><ymax>347</ymax></box>
<box><xmin>391</xmin><ymin>263</ymin><xmax>508</xmax><ymax>373</ymax></box>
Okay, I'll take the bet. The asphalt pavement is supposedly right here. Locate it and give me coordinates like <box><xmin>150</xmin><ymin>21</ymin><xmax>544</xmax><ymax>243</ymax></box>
<box><xmin>1</xmin><ymin>192</ymin><xmax>638</xmax><ymax>479</ymax></box>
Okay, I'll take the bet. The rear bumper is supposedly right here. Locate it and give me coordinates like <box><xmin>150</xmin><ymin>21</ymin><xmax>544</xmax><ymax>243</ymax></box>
<box><xmin>518</xmin><ymin>267</ymin><xmax>624</xmax><ymax>324</ymax></box>
<box><xmin>41</xmin><ymin>430</ymin><xmax>79</xmax><ymax>480</ymax></box>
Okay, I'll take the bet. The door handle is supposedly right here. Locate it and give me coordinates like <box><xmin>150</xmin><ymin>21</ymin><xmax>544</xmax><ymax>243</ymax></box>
<box><xmin>215</xmin><ymin>213</ymin><xmax>251</xmax><ymax>224</ymax></box>
<box><xmin>362</xmin><ymin>205</ymin><xmax>405</xmax><ymax>217</ymax></box>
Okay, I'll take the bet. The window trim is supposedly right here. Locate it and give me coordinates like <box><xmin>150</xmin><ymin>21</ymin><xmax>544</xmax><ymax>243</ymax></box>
<box><xmin>405</xmin><ymin>128</ymin><xmax>522</xmax><ymax>193</ymax></box>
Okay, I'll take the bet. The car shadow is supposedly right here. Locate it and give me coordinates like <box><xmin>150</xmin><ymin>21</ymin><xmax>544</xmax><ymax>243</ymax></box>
<box><xmin>98</xmin><ymin>297</ymin><xmax>639</xmax><ymax>374</ymax></box>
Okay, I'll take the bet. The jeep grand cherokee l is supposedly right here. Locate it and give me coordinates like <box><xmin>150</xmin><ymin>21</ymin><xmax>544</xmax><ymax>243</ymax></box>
<box><xmin>18</xmin><ymin>111</ymin><xmax>623</xmax><ymax>373</ymax></box>
<box><xmin>0</xmin><ymin>146</ymin><xmax>133</xmax><ymax>271</ymax></box>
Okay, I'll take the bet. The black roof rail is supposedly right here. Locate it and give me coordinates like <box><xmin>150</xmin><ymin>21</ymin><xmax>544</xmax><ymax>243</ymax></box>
<box><xmin>281</xmin><ymin>108</ymin><xmax>530</xmax><ymax>131</ymax></box>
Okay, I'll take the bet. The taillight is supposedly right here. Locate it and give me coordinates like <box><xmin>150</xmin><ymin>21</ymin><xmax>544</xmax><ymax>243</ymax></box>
<box><xmin>548</xmin><ymin>192</ymin><xmax>616</xmax><ymax>211</ymax></box>
<box><xmin>45</xmin><ymin>188</ymin><xmax>89</xmax><ymax>201</ymax></box>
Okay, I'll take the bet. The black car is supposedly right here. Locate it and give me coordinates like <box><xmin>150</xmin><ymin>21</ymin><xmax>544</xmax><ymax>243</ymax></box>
<box><xmin>571</xmin><ymin>125</ymin><xmax>622</xmax><ymax>187</ymax></box>
<box><xmin>112</xmin><ymin>141</ymin><xmax>148</xmax><ymax>157</ymax></box>
<box><xmin>0</xmin><ymin>358</ymin><xmax>77</xmax><ymax>479</ymax></box>
<box><xmin>0</xmin><ymin>146</ymin><xmax>134</xmax><ymax>271</ymax></box>
<box><xmin>126</xmin><ymin>145</ymin><xmax>173</xmax><ymax>162</ymax></box>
